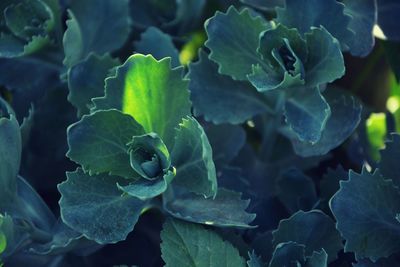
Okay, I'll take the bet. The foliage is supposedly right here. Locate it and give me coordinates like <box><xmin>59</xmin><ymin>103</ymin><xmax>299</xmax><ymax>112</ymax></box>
<box><xmin>0</xmin><ymin>0</ymin><xmax>400</xmax><ymax>266</ymax></box>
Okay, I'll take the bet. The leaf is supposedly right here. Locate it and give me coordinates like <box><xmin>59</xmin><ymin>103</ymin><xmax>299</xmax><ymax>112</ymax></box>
<box><xmin>129</xmin><ymin>0</ymin><xmax>176</xmax><ymax>29</ymax></box>
<box><xmin>287</xmin><ymin>87</ymin><xmax>362</xmax><ymax>156</ymax></box>
<box><xmin>330</xmin><ymin>168</ymin><xmax>400</xmax><ymax>261</ymax></box>
<box><xmin>63</xmin><ymin>0</ymin><xmax>130</xmax><ymax>67</ymax></box>
<box><xmin>134</xmin><ymin>27</ymin><xmax>179</xmax><ymax>67</ymax></box>
<box><xmin>239</xmin><ymin>0</ymin><xmax>284</xmax><ymax>11</ymax></box>
<box><xmin>58</xmin><ymin>168</ymin><xmax>146</xmax><ymax>244</ymax></box>
<box><xmin>0</xmin><ymin>98</ymin><xmax>21</xmax><ymax>209</ymax></box>
<box><xmin>306</xmin><ymin>249</ymin><xmax>328</xmax><ymax>267</ymax></box>
<box><xmin>343</xmin><ymin>0</ymin><xmax>377</xmax><ymax>57</ymax></box>
<box><xmin>160</xmin><ymin>218</ymin><xmax>246</xmax><ymax>267</ymax></box>
<box><xmin>304</xmin><ymin>27</ymin><xmax>345</xmax><ymax>87</ymax></box>
<box><xmin>272</xmin><ymin>210</ymin><xmax>343</xmax><ymax>263</ymax></box>
<box><xmin>379</xmin><ymin>133</ymin><xmax>400</xmax><ymax>187</ymax></box>
<box><xmin>269</xmin><ymin>241</ymin><xmax>306</xmax><ymax>267</ymax></box>
<box><xmin>188</xmin><ymin>50</ymin><xmax>269</xmax><ymax>124</ymax></box>
<box><xmin>247</xmin><ymin>251</ymin><xmax>265</xmax><ymax>267</ymax></box>
<box><xmin>67</xmin><ymin>109</ymin><xmax>145</xmax><ymax>178</ymax></box>
<box><xmin>205</xmin><ymin>6</ymin><xmax>269</xmax><ymax>80</ymax></box>
<box><xmin>93</xmin><ymin>54</ymin><xmax>191</xmax><ymax>149</ymax></box>
<box><xmin>276</xmin><ymin>0</ymin><xmax>354</xmax><ymax>51</ymax></box>
<box><xmin>171</xmin><ymin>116</ymin><xmax>217</xmax><ymax>198</ymax></box>
<box><xmin>319</xmin><ymin>166</ymin><xmax>347</xmax><ymax>212</ymax></box>
<box><xmin>377</xmin><ymin>0</ymin><xmax>400</xmax><ymax>41</ymax></box>
<box><xmin>164</xmin><ymin>188</ymin><xmax>256</xmax><ymax>228</ymax></box>
<box><xmin>277</xmin><ymin>168</ymin><xmax>318</xmax><ymax>214</ymax></box>
<box><xmin>284</xmin><ymin>86</ymin><xmax>331</xmax><ymax>143</ymax></box>
<box><xmin>205</xmin><ymin>124</ymin><xmax>246</xmax><ymax>170</ymax></box>
<box><xmin>68</xmin><ymin>53</ymin><xmax>119</xmax><ymax>117</ymax></box>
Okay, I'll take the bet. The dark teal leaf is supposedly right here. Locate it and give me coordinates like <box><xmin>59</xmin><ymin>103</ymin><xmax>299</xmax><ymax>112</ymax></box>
<box><xmin>205</xmin><ymin>6</ymin><xmax>269</xmax><ymax>80</ymax></box>
<box><xmin>164</xmin><ymin>0</ymin><xmax>206</xmax><ymax>35</ymax></box>
<box><xmin>206</xmin><ymin>124</ymin><xmax>246</xmax><ymax>170</ymax></box>
<box><xmin>272</xmin><ymin>210</ymin><xmax>343</xmax><ymax>263</ymax></box>
<box><xmin>160</xmin><ymin>218</ymin><xmax>246</xmax><ymax>267</ymax></box>
<box><xmin>0</xmin><ymin>98</ymin><xmax>20</xmax><ymax>209</ymax></box>
<box><xmin>128</xmin><ymin>133</ymin><xmax>171</xmax><ymax>180</ymax></box>
<box><xmin>379</xmin><ymin>133</ymin><xmax>400</xmax><ymax>187</ymax></box>
<box><xmin>276</xmin><ymin>0</ymin><xmax>354</xmax><ymax>51</ymax></box>
<box><xmin>58</xmin><ymin>168</ymin><xmax>146</xmax><ymax>244</ymax></box>
<box><xmin>306</xmin><ymin>249</ymin><xmax>328</xmax><ymax>267</ymax></box>
<box><xmin>377</xmin><ymin>0</ymin><xmax>400</xmax><ymax>41</ymax></box>
<box><xmin>319</xmin><ymin>166</ymin><xmax>347</xmax><ymax>212</ymax></box>
<box><xmin>247</xmin><ymin>251</ymin><xmax>265</xmax><ymax>267</ymax></box>
<box><xmin>277</xmin><ymin>168</ymin><xmax>318</xmax><ymax>214</ymax></box>
<box><xmin>189</xmin><ymin>50</ymin><xmax>270</xmax><ymax>124</ymax></box>
<box><xmin>20</xmin><ymin>104</ymin><xmax>34</xmax><ymax>147</ymax></box>
<box><xmin>134</xmin><ymin>27</ymin><xmax>179</xmax><ymax>67</ymax></box>
<box><xmin>284</xmin><ymin>86</ymin><xmax>331</xmax><ymax>143</ymax></box>
<box><xmin>269</xmin><ymin>241</ymin><xmax>306</xmax><ymax>267</ymax></box>
<box><xmin>239</xmin><ymin>0</ymin><xmax>284</xmax><ymax>11</ymax></box>
<box><xmin>171</xmin><ymin>117</ymin><xmax>217</xmax><ymax>198</ymax></box>
<box><xmin>67</xmin><ymin>109</ymin><xmax>145</xmax><ymax>178</ymax></box>
<box><xmin>63</xmin><ymin>0</ymin><xmax>130</xmax><ymax>67</ymax></box>
<box><xmin>303</xmin><ymin>27</ymin><xmax>345</xmax><ymax>87</ymax></box>
<box><xmin>68</xmin><ymin>53</ymin><xmax>119</xmax><ymax>117</ymax></box>
<box><xmin>164</xmin><ymin>188</ymin><xmax>256</xmax><ymax>228</ymax></box>
<box><xmin>330</xmin><ymin>168</ymin><xmax>400</xmax><ymax>261</ymax></box>
<box><xmin>93</xmin><ymin>54</ymin><xmax>191</xmax><ymax>149</ymax></box>
<box><xmin>287</xmin><ymin>87</ymin><xmax>362</xmax><ymax>157</ymax></box>
<box><xmin>129</xmin><ymin>0</ymin><xmax>176</xmax><ymax>29</ymax></box>
<box><xmin>117</xmin><ymin>171</ymin><xmax>174</xmax><ymax>200</ymax></box>
<box><xmin>343</xmin><ymin>0</ymin><xmax>377</xmax><ymax>57</ymax></box>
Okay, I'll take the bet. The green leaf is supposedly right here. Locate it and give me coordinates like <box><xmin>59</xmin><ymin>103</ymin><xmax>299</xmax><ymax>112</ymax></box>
<box><xmin>93</xmin><ymin>54</ymin><xmax>191</xmax><ymax>149</ymax></box>
<box><xmin>287</xmin><ymin>87</ymin><xmax>362</xmax><ymax>157</ymax></box>
<box><xmin>205</xmin><ymin>6</ymin><xmax>269</xmax><ymax>80</ymax></box>
<box><xmin>343</xmin><ymin>0</ymin><xmax>377</xmax><ymax>57</ymax></box>
<box><xmin>269</xmin><ymin>241</ymin><xmax>306</xmax><ymax>267</ymax></box>
<box><xmin>67</xmin><ymin>109</ymin><xmax>144</xmax><ymax>178</ymax></box>
<box><xmin>0</xmin><ymin>98</ymin><xmax>21</xmax><ymax>209</ymax></box>
<box><xmin>117</xmin><ymin>171</ymin><xmax>174</xmax><ymax>201</ymax></box>
<box><xmin>160</xmin><ymin>218</ymin><xmax>246</xmax><ymax>267</ymax></box>
<box><xmin>379</xmin><ymin>133</ymin><xmax>400</xmax><ymax>187</ymax></box>
<box><xmin>128</xmin><ymin>133</ymin><xmax>171</xmax><ymax>180</ymax></box>
<box><xmin>171</xmin><ymin>117</ymin><xmax>217</xmax><ymax>198</ymax></box>
<box><xmin>284</xmin><ymin>86</ymin><xmax>331</xmax><ymax>143</ymax></box>
<box><xmin>134</xmin><ymin>27</ymin><xmax>179</xmax><ymax>67</ymax></box>
<box><xmin>0</xmin><ymin>214</ymin><xmax>13</xmax><ymax>258</ymax></box>
<box><xmin>330</xmin><ymin>168</ymin><xmax>400</xmax><ymax>261</ymax></box>
<box><xmin>276</xmin><ymin>0</ymin><xmax>354</xmax><ymax>51</ymax></box>
<box><xmin>304</xmin><ymin>27</ymin><xmax>345</xmax><ymax>87</ymax></box>
<box><xmin>58</xmin><ymin>168</ymin><xmax>145</xmax><ymax>244</ymax></box>
<box><xmin>272</xmin><ymin>210</ymin><xmax>343</xmax><ymax>263</ymax></box>
<box><xmin>164</xmin><ymin>188</ymin><xmax>255</xmax><ymax>228</ymax></box>
<box><xmin>63</xmin><ymin>0</ymin><xmax>130</xmax><ymax>67</ymax></box>
<box><xmin>189</xmin><ymin>50</ymin><xmax>269</xmax><ymax>124</ymax></box>
<box><xmin>68</xmin><ymin>53</ymin><xmax>120</xmax><ymax>117</ymax></box>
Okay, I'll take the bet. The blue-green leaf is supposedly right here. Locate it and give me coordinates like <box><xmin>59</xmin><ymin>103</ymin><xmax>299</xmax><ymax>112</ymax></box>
<box><xmin>58</xmin><ymin>168</ymin><xmax>146</xmax><ymax>244</ymax></box>
<box><xmin>160</xmin><ymin>218</ymin><xmax>246</xmax><ymax>267</ymax></box>
<box><xmin>269</xmin><ymin>241</ymin><xmax>306</xmax><ymax>267</ymax></box>
<box><xmin>379</xmin><ymin>133</ymin><xmax>400</xmax><ymax>187</ymax></box>
<box><xmin>164</xmin><ymin>188</ymin><xmax>255</xmax><ymax>228</ymax></box>
<box><xmin>67</xmin><ymin>109</ymin><xmax>144</xmax><ymax>178</ymax></box>
<box><xmin>68</xmin><ymin>53</ymin><xmax>119</xmax><ymax>117</ymax></box>
<box><xmin>276</xmin><ymin>0</ymin><xmax>353</xmax><ymax>51</ymax></box>
<box><xmin>343</xmin><ymin>0</ymin><xmax>377</xmax><ymax>57</ymax></box>
<box><xmin>188</xmin><ymin>50</ymin><xmax>269</xmax><ymax>124</ymax></box>
<box><xmin>134</xmin><ymin>27</ymin><xmax>179</xmax><ymax>67</ymax></box>
<box><xmin>330</xmin><ymin>168</ymin><xmax>400</xmax><ymax>261</ymax></box>
<box><xmin>93</xmin><ymin>54</ymin><xmax>191</xmax><ymax>149</ymax></box>
<box><xmin>272</xmin><ymin>210</ymin><xmax>343</xmax><ymax>263</ymax></box>
<box><xmin>284</xmin><ymin>86</ymin><xmax>331</xmax><ymax>143</ymax></box>
<box><xmin>247</xmin><ymin>251</ymin><xmax>265</xmax><ymax>267</ymax></box>
<box><xmin>205</xmin><ymin>6</ymin><xmax>269</xmax><ymax>80</ymax></box>
<box><xmin>287</xmin><ymin>87</ymin><xmax>362</xmax><ymax>157</ymax></box>
<box><xmin>171</xmin><ymin>117</ymin><xmax>217</xmax><ymax>198</ymax></box>
<box><xmin>239</xmin><ymin>0</ymin><xmax>284</xmax><ymax>11</ymax></box>
<box><xmin>63</xmin><ymin>0</ymin><xmax>130</xmax><ymax>67</ymax></box>
<box><xmin>306</xmin><ymin>249</ymin><xmax>328</xmax><ymax>267</ymax></box>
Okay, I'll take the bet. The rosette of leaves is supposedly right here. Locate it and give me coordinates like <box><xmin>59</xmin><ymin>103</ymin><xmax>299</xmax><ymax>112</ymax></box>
<box><xmin>60</xmin><ymin>54</ymin><xmax>255</xmax><ymax>244</ymax></box>
<box><xmin>0</xmin><ymin>0</ymin><xmax>59</xmax><ymax>58</ymax></box>
<box><xmin>189</xmin><ymin>6</ymin><xmax>361</xmax><ymax>156</ymax></box>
